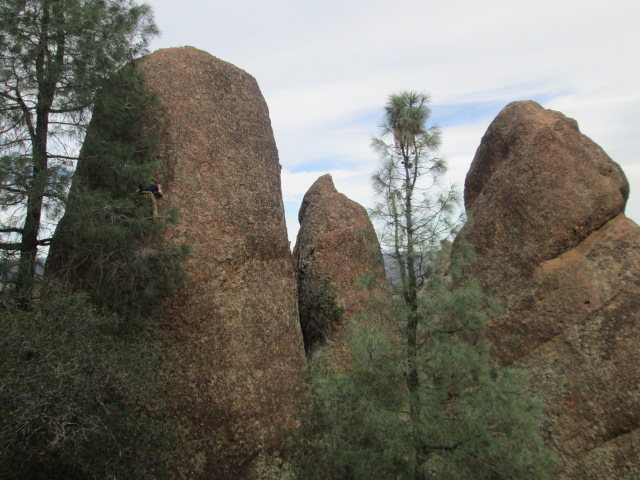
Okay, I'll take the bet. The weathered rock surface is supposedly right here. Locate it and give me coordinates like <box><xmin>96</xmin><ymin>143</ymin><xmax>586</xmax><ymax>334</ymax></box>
<box><xmin>55</xmin><ymin>47</ymin><xmax>305</xmax><ymax>478</ymax></box>
<box><xmin>572</xmin><ymin>428</ymin><xmax>640</xmax><ymax>479</ymax></box>
<box><xmin>293</xmin><ymin>174</ymin><xmax>388</xmax><ymax>357</ymax></box>
<box><xmin>463</xmin><ymin>100</ymin><xmax>640</xmax><ymax>479</ymax></box>
<box><xmin>143</xmin><ymin>47</ymin><xmax>305</xmax><ymax>478</ymax></box>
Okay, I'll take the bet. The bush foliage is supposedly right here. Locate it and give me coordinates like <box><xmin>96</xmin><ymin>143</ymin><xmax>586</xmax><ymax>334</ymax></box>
<box><xmin>0</xmin><ymin>285</ymin><xmax>181</xmax><ymax>479</ymax></box>
<box><xmin>0</xmin><ymin>57</ymin><xmax>189</xmax><ymax>479</ymax></box>
<box><xmin>297</xmin><ymin>267</ymin><xmax>344</xmax><ymax>355</ymax></box>
<box><xmin>292</xmin><ymin>247</ymin><xmax>556</xmax><ymax>480</ymax></box>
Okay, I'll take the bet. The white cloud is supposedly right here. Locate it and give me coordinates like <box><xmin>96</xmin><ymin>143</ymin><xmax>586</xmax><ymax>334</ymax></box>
<box><xmin>147</xmin><ymin>0</ymin><xmax>640</xmax><ymax>231</ymax></box>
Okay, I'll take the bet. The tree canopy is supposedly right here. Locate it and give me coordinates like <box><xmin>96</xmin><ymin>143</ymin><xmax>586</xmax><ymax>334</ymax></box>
<box><xmin>0</xmin><ymin>0</ymin><xmax>158</xmax><ymax>302</ymax></box>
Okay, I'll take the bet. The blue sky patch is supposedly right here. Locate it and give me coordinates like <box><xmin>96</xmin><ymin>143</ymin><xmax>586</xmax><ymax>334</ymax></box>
<box><xmin>290</xmin><ymin>156</ymin><xmax>350</xmax><ymax>172</ymax></box>
<box><xmin>431</xmin><ymin>92</ymin><xmax>560</xmax><ymax>128</ymax></box>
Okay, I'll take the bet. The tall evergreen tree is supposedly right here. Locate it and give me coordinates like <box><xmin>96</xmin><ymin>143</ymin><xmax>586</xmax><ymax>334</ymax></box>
<box><xmin>371</xmin><ymin>91</ymin><xmax>460</xmax><ymax>477</ymax></box>
<box><xmin>0</xmin><ymin>0</ymin><xmax>158</xmax><ymax>303</ymax></box>
<box><xmin>293</xmin><ymin>92</ymin><xmax>556</xmax><ymax>480</ymax></box>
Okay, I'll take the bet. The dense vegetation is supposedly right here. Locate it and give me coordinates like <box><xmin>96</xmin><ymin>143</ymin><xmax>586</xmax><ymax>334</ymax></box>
<box><xmin>297</xmin><ymin>267</ymin><xmax>344</xmax><ymax>355</ymax></box>
<box><xmin>291</xmin><ymin>246</ymin><xmax>556</xmax><ymax>480</ymax></box>
<box><xmin>0</xmin><ymin>67</ymin><xmax>188</xmax><ymax>480</ymax></box>
<box><xmin>0</xmin><ymin>286</ymin><xmax>180</xmax><ymax>480</ymax></box>
<box><xmin>0</xmin><ymin>3</ymin><xmax>189</xmax><ymax>477</ymax></box>
<box><xmin>281</xmin><ymin>93</ymin><xmax>556</xmax><ymax>480</ymax></box>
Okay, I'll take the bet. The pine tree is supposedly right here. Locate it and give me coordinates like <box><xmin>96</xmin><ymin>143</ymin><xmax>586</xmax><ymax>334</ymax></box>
<box><xmin>0</xmin><ymin>0</ymin><xmax>158</xmax><ymax>304</ymax></box>
<box><xmin>293</xmin><ymin>92</ymin><xmax>556</xmax><ymax>480</ymax></box>
<box><xmin>371</xmin><ymin>91</ymin><xmax>460</xmax><ymax>477</ymax></box>
<box><xmin>0</xmin><ymin>61</ymin><xmax>189</xmax><ymax>480</ymax></box>
<box><xmin>297</xmin><ymin>245</ymin><xmax>556</xmax><ymax>479</ymax></box>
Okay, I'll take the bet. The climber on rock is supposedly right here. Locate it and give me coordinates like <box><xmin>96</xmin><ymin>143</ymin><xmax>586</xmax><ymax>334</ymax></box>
<box><xmin>137</xmin><ymin>180</ymin><xmax>164</xmax><ymax>198</ymax></box>
<box><xmin>137</xmin><ymin>180</ymin><xmax>163</xmax><ymax>222</ymax></box>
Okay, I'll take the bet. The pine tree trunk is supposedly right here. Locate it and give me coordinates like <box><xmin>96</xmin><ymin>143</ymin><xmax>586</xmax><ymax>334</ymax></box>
<box><xmin>16</xmin><ymin>118</ymin><xmax>49</xmax><ymax>304</ymax></box>
<box><xmin>402</xmin><ymin>160</ymin><xmax>424</xmax><ymax>480</ymax></box>
<box><xmin>15</xmin><ymin>1</ymin><xmax>62</xmax><ymax>305</ymax></box>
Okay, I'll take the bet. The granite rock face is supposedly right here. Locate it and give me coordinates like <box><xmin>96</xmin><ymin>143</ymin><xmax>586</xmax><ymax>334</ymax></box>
<box><xmin>56</xmin><ymin>47</ymin><xmax>306</xmax><ymax>478</ymax></box>
<box><xmin>463</xmin><ymin>100</ymin><xmax>640</xmax><ymax>479</ymax></box>
<box><xmin>142</xmin><ymin>47</ymin><xmax>305</xmax><ymax>478</ymax></box>
<box><xmin>465</xmin><ymin>100</ymin><xmax>629</xmax><ymax>290</ymax></box>
<box><xmin>293</xmin><ymin>174</ymin><xmax>388</xmax><ymax>357</ymax></box>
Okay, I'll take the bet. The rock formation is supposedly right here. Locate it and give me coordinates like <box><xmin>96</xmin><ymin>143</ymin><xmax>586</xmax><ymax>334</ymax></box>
<box><xmin>293</xmin><ymin>174</ymin><xmax>388</xmax><ymax>358</ymax></box>
<box><xmin>53</xmin><ymin>47</ymin><xmax>306</xmax><ymax>478</ymax></box>
<box><xmin>463</xmin><ymin>100</ymin><xmax>640</xmax><ymax>479</ymax></box>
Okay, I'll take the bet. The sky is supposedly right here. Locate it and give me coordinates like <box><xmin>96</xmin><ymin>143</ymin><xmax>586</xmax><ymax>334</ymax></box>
<box><xmin>146</xmin><ymin>0</ymin><xmax>640</xmax><ymax>244</ymax></box>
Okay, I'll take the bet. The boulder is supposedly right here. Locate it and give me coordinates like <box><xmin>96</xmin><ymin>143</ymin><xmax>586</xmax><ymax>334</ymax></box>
<box><xmin>53</xmin><ymin>47</ymin><xmax>305</xmax><ymax>478</ymax></box>
<box><xmin>463</xmin><ymin>100</ymin><xmax>640</xmax><ymax>479</ymax></box>
<box><xmin>465</xmin><ymin>100</ymin><xmax>628</xmax><ymax>285</ymax></box>
<box><xmin>293</xmin><ymin>174</ymin><xmax>388</xmax><ymax>357</ymax></box>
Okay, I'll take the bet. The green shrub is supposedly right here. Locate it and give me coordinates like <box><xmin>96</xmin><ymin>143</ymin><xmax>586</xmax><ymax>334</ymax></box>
<box><xmin>291</xmin><ymin>274</ymin><xmax>557</xmax><ymax>480</ymax></box>
<box><xmin>297</xmin><ymin>268</ymin><xmax>344</xmax><ymax>355</ymax></box>
<box><xmin>0</xmin><ymin>283</ymin><xmax>182</xmax><ymax>479</ymax></box>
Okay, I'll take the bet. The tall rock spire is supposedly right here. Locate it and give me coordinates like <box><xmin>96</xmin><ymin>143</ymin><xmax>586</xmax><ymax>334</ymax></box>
<box><xmin>51</xmin><ymin>46</ymin><xmax>305</xmax><ymax>478</ymax></box>
<box><xmin>293</xmin><ymin>174</ymin><xmax>388</xmax><ymax>360</ymax></box>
